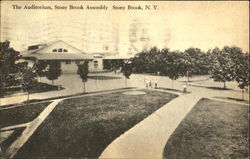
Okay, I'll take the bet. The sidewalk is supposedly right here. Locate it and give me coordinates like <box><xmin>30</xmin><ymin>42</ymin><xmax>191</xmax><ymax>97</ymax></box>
<box><xmin>4</xmin><ymin>99</ymin><xmax>62</xmax><ymax>159</ymax></box>
<box><xmin>100</xmin><ymin>92</ymin><xmax>202</xmax><ymax>159</ymax></box>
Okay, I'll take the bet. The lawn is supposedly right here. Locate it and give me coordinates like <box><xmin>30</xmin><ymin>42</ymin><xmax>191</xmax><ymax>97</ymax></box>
<box><xmin>163</xmin><ymin>98</ymin><xmax>249</xmax><ymax>159</ymax></box>
<box><xmin>0</xmin><ymin>127</ymin><xmax>25</xmax><ymax>152</ymax></box>
<box><xmin>88</xmin><ymin>75</ymin><xmax>122</xmax><ymax>80</ymax></box>
<box><xmin>2</xmin><ymin>82</ymin><xmax>64</xmax><ymax>97</ymax></box>
<box><xmin>0</xmin><ymin>101</ymin><xmax>51</xmax><ymax>128</ymax></box>
<box><xmin>15</xmin><ymin>89</ymin><xmax>177</xmax><ymax>158</ymax></box>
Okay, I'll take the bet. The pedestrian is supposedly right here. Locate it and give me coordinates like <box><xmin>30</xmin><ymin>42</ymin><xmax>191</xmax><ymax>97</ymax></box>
<box><xmin>149</xmin><ymin>79</ymin><xmax>152</xmax><ymax>89</ymax></box>
<box><xmin>145</xmin><ymin>79</ymin><xmax>149</xmax><ymax>89</ymax></box>
<box><xmin>154</xmin><ymin>79</ymin><xmax>158</xmax><ymax>89</ymax></box>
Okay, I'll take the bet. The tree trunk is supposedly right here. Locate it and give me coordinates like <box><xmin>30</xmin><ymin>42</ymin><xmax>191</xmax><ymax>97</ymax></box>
<box><xmin>125</xmin><ymin>78</ymin><xmax>127</xmax><ymax>88</ymax></box>
<box><xmin>0</xmin><ymin>82</ymin><xmax>4</xmax><ymax>97</ymax></box>
<box><xmin>172</xmin><ymin>80</ymin><xmax>174</xmax><ymax>89</ymax></box>
<box><xmin>242</xmin><ymin>89</ymin><xmax>244</xmax><ymax>100</ymax></box>
<box><xmin>83</xmin><ymin>82</ymin><xmax>85</xmax><ymax>93</ymax></box>
<box><xmin>187</xmin><ymin>71</ymin><xmax>189</xmax><ymax>82</ymax></box>
<box><xmin>27</xmin><ymin>91</ymin><xmax>29</xmax><ymax>102</ymax></box>
<box><xmin>40</xmin><ymin>77</ymin><xmax>42</xmax><ymax>82</ymax></box>
<box><xmin>52</xmin><ymin>80</ymin><xmax>54</xmax><ymax>85</ymax></box>
<box><xmin>223</xmin><ymin>81</ymin><xmax>226</xmax><ymax>89</ymax></box>
<box><xmin>96</xmin><ymin>72</ymin><xmax>99</xmax><ymax>88</ymax></box>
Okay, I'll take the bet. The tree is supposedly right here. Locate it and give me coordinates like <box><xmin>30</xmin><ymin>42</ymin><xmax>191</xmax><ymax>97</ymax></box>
<box><xmin>77</xmin><ymin>61</ymin><xmax>89</xmax><ymax>93</ymax></box>
<box><xmin>209</xmin><ymin>47</ymin><xmax>236</xmax><ymax>89</ymax></box>
<box><xmin>0</xmin><ymin>40</ymin><xmax>24</xmax><ymax>97</ymax></box>
<box><xmin>18</xmin><ymin>67</ymin><xmax>37</xmax><ymax>102</ymax></box>
<box><xmin>45</xmin><ymin>61</ymin><xmax>62</xmax><ymax>85</ymax></box>
<box><xmin>34</xmin><ymin>60</ymin><xmax>48</xmax><ymax>82</ymax></box>
<box><xmin>132</xmin><ymin>47</ymin><xmax>162</xmax><ymax>74</ymax></box>
<box><xmin>162</xmin><ymin>51</ymin><xmax>185</xmax><ymax>89</ymax></box>
<box><xmin>121</xmin><ymin>63</ymin><xmax>133</xmax><ymax>87</ymax></box>
<box><xmin>183</xmin><ymin>47</ymin><xmax>211</xmax><ymax>82</ymax></box>
<box><xmin>235</xmin><ymin>53</ymin><xmax>249</xmax><ymax>100</ymax></box>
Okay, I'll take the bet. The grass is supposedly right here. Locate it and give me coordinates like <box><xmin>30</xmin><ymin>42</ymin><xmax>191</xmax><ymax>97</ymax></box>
<box><xmin>29</xmin><ymin>82</ymin><xmax>64</xmax><ymax>93</ymax></box>
<box><xmin>158</xmin><ymin>87</ymin><xmax>191</xmax><ymax>94</ymax></box>
<box><xmin>2</xmin><ymin>82</ymin><xmax>64</xmax><ymax>98</ymax></box>
<box><xmin>88</xmin><ymin>75</ymin><xmax>122</xmax><ymax>80</ymax></box>
<box><xmin>1</xmin><ymin>87</ymin><xmax>136</xmax><ymax>108</ymax></box>
<box><xmin>0</xmin><ymin>102</ymin><xmax>51</xmax><ymax>128</ymax></box>
<box><xmin>163</xmin><ymin>98</ymin><xmax>249</xmax><ymax>159</ymax></box>
<box><xmin>214</xmin><ymin>96</ymin><xmax>249</xmax><ymax>104</ymax></box>
<box><xmin>0</xmin><ymin>127</ymin><xmax>25</xmax><ymax>152</ymax></box>
<box><xmin>189</xmin><ymin>84</ymin><xmax>232</xmax><ymax>91</ymax></box>
<box><xmin>15</xmin><ymin>89</ymin><xmax>177</xmax><ymax>158</ymax></box>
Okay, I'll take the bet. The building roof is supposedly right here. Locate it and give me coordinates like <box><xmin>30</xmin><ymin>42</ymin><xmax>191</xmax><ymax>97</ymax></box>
<box><xmin>22</xmin><ymin>53</ymin><xmax>93</xmax><ymax>60</ymax></box>
<box><xmin>103</xmin><ymin>55</ymin><xmax>134</xmax><ymax>60</ymax></box>
<box><xmin>21</xmin><ymin>40</ymin><xmax>93</xmax><ymax>60</ymax></box>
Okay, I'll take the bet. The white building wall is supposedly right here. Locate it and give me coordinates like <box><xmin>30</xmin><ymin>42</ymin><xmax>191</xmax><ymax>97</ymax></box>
<box><xmin>61</xmin><ymin>60</ymin><xmax>97</xmax><ymax>73</ymax></box>
<box><xmin>60</xmin><ymin>61</ymin><xmax>79</xmax><ymax>74</ymax></box>
<box><xmin>88</xmin><ymin>60</ymin><xmax>95</xmax><ymax>70</ymax></box>
<box><xmin>93</xmin><ymin>58</ymin><xmax>103</xmax><ymax>70</ymax></box>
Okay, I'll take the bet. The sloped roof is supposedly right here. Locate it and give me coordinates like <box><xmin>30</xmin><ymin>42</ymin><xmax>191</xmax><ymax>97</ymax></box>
<box><xmin>22</xmin><ymin>53</ymin><xmax>93</xmax><ymax>60</ymax></box>
<box><xmin>21</xmin><ymin>40</ymin><xmax>93</xmax><ymax>60</ymax></box>
<box><xmin>103</xmin><ymin>55</ymin><xmax>134</xmax><ymax>60</ymax></box>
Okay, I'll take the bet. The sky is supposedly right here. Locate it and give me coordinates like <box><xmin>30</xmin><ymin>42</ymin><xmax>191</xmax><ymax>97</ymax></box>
<box><xmin>1</xmin><ymin>1</ymin><xmax>249</xmax><ymax>55</ymax></box>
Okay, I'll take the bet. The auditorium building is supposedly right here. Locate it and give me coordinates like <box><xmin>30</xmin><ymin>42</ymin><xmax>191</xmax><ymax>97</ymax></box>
<box><xmin>21</xmin><ymin>40</ymin><xmax>98</xmax><ymax>73</ymax></box>
<box><xmin>21</xmin><ymin>40</ymin><xmax>133</xmax><ymax>73</ymax></box>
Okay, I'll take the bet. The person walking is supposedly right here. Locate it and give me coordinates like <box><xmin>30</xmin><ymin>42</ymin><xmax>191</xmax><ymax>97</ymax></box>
<box><xmin>145</xmin><ymin>78</ymin><xmax>149</xmax><ymax>89</ymax></box>
<box><xmin>149</xmin><ymin>79</ymin><xmax>152</xmax><ymax>89</ymax></box>
<box><xmin>154</xmin><ymin>78</ymin><xmax>158</xmax><ymax>89</ymax></box>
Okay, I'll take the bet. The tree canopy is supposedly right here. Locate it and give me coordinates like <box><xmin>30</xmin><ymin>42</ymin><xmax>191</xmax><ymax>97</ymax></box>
<box><xmin>45</xmin><ymin>61</ymin><xmax>62</xmax><ymax>84</ymax></box>
<box><xmin>34</xmin><ymin>60</ymin><xmax>48</xmax><ymax>81</ymax></box>
<box><xmin>0</xmin><ymin>41</ymin><xmax>27</xmax><ymax>96</ymax></box>
<box><xmin>77</xmin><ymin>61</ymin><xmax>89</xmax><ymax>92</ymax></box>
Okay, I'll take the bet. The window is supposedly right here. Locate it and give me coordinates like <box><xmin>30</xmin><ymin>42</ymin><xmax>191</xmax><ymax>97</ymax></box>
<box><xmin>94</xmin><ymin>61</ymin><xmax>98</xmax><ymax>69</ymax></box>
<box><xmin>75</xmin><ymin>61</ymin><xmax>80</xmax><ymax>64</ymax></box>
<box><xmin>28</xmin><ymin>45</ymin><xmax>39</xmax><ymax>50</ymax></box>
<box><xmin>65</xmin><ymin>61</ymin><xmax>71</xmax><ymax>64</ymax></box>
<box><xmin>52</xmin><ymin>48</ymin><xmax>68</xmax><ymax>53</ymax></box>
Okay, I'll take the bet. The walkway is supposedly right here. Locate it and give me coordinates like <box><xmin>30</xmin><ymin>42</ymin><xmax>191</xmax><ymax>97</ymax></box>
<box><xmin>1</xmin><ymin>73</ymin><xmax>248</xmax><ymax>158</ymax></box>
<box><xmin>2</xmin><ymin>88</ymin><xmax>137</xmax><ymax>159</ymax></box>
<box><xmin>4</xmin><ymin>99</ymin><xmax>62</xmax><ymax>159</ymax></box>
<box><xmin>100</xmin><ymin>92</ymin><xmax>202</xmax><ymax>159</ymax></box>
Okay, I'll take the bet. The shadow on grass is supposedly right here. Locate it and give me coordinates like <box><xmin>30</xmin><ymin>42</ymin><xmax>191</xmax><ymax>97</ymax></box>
<box><xmin>89</xmin><ymin>70</ymin><xmax>113</xmax><ymax>74</ymax></box>
<box><xmin>179</xmin><ymin>78</ymin><xmax>210</xmax><ymax>83</ymax></box>
<box><xmin>88</xmin><ymin>75</ymin><xmax>122</xmax><ymax>80</ymax></box>
<box><xmin>189</xmin><ymin>84</ymin><xmax>232</xmax><ymax>91</ymax></box>
<box><xmin>158</xmin><ymin>87</ymin><xmax>191</xmax><ymax>94</ymax></box>
<box><xmin>214</xmin><ymin>96</ymin><xmax>249</xmax><ymax>104</ymax></box>
<box><xmin>0</xmin><ymin>127</ymin><xmax>25</xmax><ymax>152</ymax></box>
<box><xmin>1</xmin><ymin>82</ymin><xmax>65</xmax><ymax>98</ymax></box>
<box><xmin>1</xmin><ymin>87</ymin><xmax>137</xmax><ymax>108</ymax></box>
<box><xmin>0</xmin><ymin>101</ymin><xmax>51</xmax><ymax>128</ymax></box>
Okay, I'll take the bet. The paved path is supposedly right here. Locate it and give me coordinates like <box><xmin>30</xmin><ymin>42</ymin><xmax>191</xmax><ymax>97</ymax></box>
<box><xmin>0</xmin><ymin>123</ymin><xmax>30</xmax><ymax>132</ymax></box>
<box><xmin>100</xmin><ymin>92</ymin><xmax>202</xmax><ymax>159</ymax></box>
<box><xmin>1</xmin><ymin>73</ymin><xmax>248</xmax><ymax>106</ymax></box>
<box><xmin>2</xmin><ymin>88</ymin><xmax>137</xmax><ymax>159</ymax></box>
<box><xmin>1</xmin><ymin>73</ymin><xmax>248</xmax><ymax>158</ymax></box>
<box><xmin>4</xmin><ymin>99</ymin><xmax>62</xmax><ymax>159</ymax></box>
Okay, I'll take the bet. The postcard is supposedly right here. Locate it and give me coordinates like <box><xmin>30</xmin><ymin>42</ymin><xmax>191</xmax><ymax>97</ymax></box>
<box><xmin>0</xmin><ymin>1</ymin><xmax>249</xmax><ymax>159</ymax></box>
